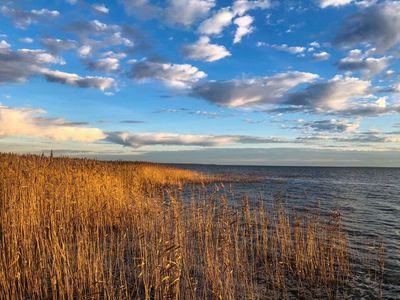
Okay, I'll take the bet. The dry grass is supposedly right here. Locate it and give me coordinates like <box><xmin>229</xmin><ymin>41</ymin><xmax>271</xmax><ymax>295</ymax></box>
<box><xmin>0</xmin><ymin>153</ymin><xmax>353</xmax><ymax>299</ymax></box>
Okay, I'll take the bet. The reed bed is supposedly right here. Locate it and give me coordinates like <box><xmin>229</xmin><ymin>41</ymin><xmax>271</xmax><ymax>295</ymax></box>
<box><xmin>0</xmin><ymin>153</ymin><xmax>353</xmax><ymax>299</ymax></box>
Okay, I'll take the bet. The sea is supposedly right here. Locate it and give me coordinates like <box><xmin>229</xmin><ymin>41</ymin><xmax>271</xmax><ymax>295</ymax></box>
<box><xmin>172</xmin><ymin>164</ymin><xmax>400</xmax><ymax>299</ymax></box>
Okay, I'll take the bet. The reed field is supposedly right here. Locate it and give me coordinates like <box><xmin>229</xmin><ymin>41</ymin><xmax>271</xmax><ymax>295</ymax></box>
<box><xmin>0</xmin><ymin>153</ymin><xmax>375</xmax><ymax>299</ymax></box>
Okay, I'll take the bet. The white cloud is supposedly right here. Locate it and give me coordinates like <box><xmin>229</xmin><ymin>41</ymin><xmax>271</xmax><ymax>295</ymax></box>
<box><xmin>376</xmin><ymin>96</ymin><xmax>387</xmax><ymax>108</ymax></box>
<box><xmin>67</xmin><ymin>20</ymin><xmax>120</xmax><ymax>38</ymax></box>
<box><xmin>87</xmin><ymin>57</ymin><xmax>120</xmax><ymax>72</ymax></box>
<box><xmin>355</xmin><ymin>0</ymin><xmax>377</xmax><ymax>8</ymax></box>
<box><xmin>0</xmin><ymin>105</ymin><xmax>105</xmax><ymax>142</ymax></box>
<box><xmin>91</xmin><ymin>4</ymin><xmax>109</xmax><ymax>14</ymax></box>
<box><xmin>318</xmin><ymin>0</ymin><xmax>353</xmax><ymax>8</ymax></box>
<box><xmin>385</xmin><ymin>70</ymin><xmax>395</xmax><ymax>77</ymax></box>
<box><xmin>40</xmin><ymin>38</ymin><xmax>77</xmax><ymax>53</ymax></box>
<box><xmin>233</xmin><ymin>15</ymin><xmax>254</xmax><ymax>44</ymax></box>
<box><xmin>0</xmin><ymin>46</ymin><xmax>73</xmax><ymax>84</ymax></box>
<box><xmin>67</xmin><ymin>21</ymin><xmax>134</xmax><ymax>58</ymax></box>
<box><xmin>287</xmin><ymin>75</ymin><xmax>371</xmax><ymax>111</ymax></box>
<box><xmin>78</xmin><ymin>45</ymin><xmax>92</xmax><ymax>57</ymax></box>
<box><xmin>307</xmin><ymin>119</ymin><xmax>360</xmax><ymax>132</ymax></box>
<box><xmin>0</xmin><ymin>44</ymin><xmax>116</xmax><ymax>91</ymax></box>
<box><xmin>191</xmin><ymin>71</ymin><xmax>319</xmax><ymax>107</ymax></box>
<box><xmin>0</xmin><ymin>48</ymin><xmax>116</xmax><ymax>91</ymax></box>
<box><xmin>338</xmin><ymin>49</ymin><xmax>390</xmax><ymax>77</ymax></box>
<box><xmin>122</xmin><ymin>0</ymin><xmax>215</xmax><ymax>26</ymax></box>
<box><xmin>313</xmin><ymin>51</ymin><xmax>330</xmax><ymax>61</ymax></box>
<box><xmin>41</xmin><ymin>69</ymin><xmax>116</xmax><ymax>91</ymax></box>
<box><xmin>256</xmin><ymin>41</ymin><xmax>266</xmax><ymax>47</ymax></box>
<box><xmin>91</xmin><ymin>19</ymin><xmax>109</xmax><ymax>31</ymax></box>
<box><xmin>1</xmin><ymin>6</ymin><xmax>60</xmax><ymax>29</ymax></box>
<box><xmin>318</xmin><ymin>0</ymin><xmax>376</xmax><ymax>8</ymax></box>
<box><xmin>309</xmin><ymin>41</ymin><xmax>321</xmax><ymax>48</ymax></box>
<box><xmin>130</xmin><ymin>60</ymin><xmax>207</xmax><ymax>88</ymax></box>
<box><xmin>19</xmin><ymin>37</ymin><xmax>34</xmax><ymax>43</ymax></box>
<box><xmin>0</xmin><ymin>40</ymin><xmax>10</xmax><ymax>49</ymax></box>
<box><xmin>270</xmin><ymin>44</ymin><xmax>306</xmax><ymax>54</ymax></box>
<box><xmin>232</xmin><ymin>0</ymin><xmax>272</xmax><ymax>16</ymax></box>
<box><xmin>182</xmin><ymin>36</ymin><xmax>231</xmax><ymax>62</ymax></box>
<box><xmin>165</xmin><ymin>0</ymin><xmax>215</xmax><ymax>26</ymax></box>
<box><xmin>198</xmin><ymin>8</ymin><xmax>234</xmax><ymax>35</ymax></box>
<box><xmin>121</xmin><ymin>0</ymin><xmax>161</xmax><ymax>20</ymax></box>
<box><xmin>17</xmin><ymin>49</ymin><xmax>64</xmax><ymax>64</ymax></box>
<box><xmin>198</xmin><ymin>0</ymin><xmax>270</xmax><ymax>40</ymax></box>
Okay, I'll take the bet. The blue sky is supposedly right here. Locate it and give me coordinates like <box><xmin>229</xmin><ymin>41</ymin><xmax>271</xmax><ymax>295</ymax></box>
<box><xmin>0</xmin><ymin>0</ymin><xmax>399</xmax><ymax>166</ymax></box>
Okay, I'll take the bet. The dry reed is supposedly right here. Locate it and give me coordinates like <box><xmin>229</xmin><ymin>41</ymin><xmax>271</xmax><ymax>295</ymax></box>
<box><xmin>0</xmin><ymin>153</ymin><xmax>354</xmax><ymax>299</ymax></box>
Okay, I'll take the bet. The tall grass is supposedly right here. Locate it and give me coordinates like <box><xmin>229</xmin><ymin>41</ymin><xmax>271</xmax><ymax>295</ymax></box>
<box><xmin>0</xmin><ymin>153</ymin><xmax>353</xmax><ymax>299</ymax></box>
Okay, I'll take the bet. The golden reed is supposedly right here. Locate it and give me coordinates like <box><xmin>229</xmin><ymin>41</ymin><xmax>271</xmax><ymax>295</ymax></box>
<box><xmin>0</xmin><ymin>153</ymin><xmax>357</xmax><ymax>299</ymax></box>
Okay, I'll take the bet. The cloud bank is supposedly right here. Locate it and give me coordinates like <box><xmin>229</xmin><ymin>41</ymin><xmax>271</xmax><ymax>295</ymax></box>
<box><xmin>0</xmin><ymin>106</ymin><xmax>105</xmax><ymax>142</ymax></box>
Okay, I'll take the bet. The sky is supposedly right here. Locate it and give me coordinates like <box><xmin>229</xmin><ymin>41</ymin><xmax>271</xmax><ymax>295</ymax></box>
<box><xmin>0</xmin><ymin>0</ymin><xmax>399</xmax><ymax>166</ymax></box>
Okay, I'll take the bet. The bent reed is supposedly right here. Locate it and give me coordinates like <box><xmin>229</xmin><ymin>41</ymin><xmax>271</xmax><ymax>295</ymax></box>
<box><xmin>1</xmin><ymin>153</ymin><xmax>353</xmax><ymax>299</ymax></box>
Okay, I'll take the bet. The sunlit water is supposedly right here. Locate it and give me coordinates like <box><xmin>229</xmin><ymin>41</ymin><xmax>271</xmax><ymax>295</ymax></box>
<box><xmin>172</xmin><ymin>164</ymin><xmax>400</xmax><ymax>299</ymax></box>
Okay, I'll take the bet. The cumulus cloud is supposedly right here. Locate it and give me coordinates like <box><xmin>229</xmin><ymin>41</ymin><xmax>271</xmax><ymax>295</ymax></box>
<box><xmin>122</xmin><ymin>0</ymin><xmax>161</xmax><ymax>20</ymax></box>
<box><xmin>271</xmin><ymin>77</ymin><xmax>400</xmax><ymax>115</ymax></box>
<box><xmin>233</xmin><ymin>15</ymin><xmax>254</xmax><ymax>44</ymax></box>
<box><xmin>67</xmin><ymin>20</ymin><xmax>136</xmax><ymax>59</ymax></box>
<box><xmin>267</xmin><ymin>81</ymin><xmax>400</xmax><ymax>117</ymax></box>
<box><xmin>86</xmin><ymin>57</ymin><xmax>120</xmax><ymax>72</ymax></box>
<box><xmin>19</xmin><ymin>37</ymin><xmax>34</xmax><ymax>43</ymax></box>
<box><xmin>338</xmin><ymin>49</ymin><xmax>391</xmax><ymax>77</ymax></box>
<box><xmin>182</xmin><ymin>36</ymin><xmax>231</xmax><ymax>62</ymax></box>
<box><xmin>318</xmin><ymin>0</ymin><xmax>353</xmax><ymax>8</ymax></box>
<box><xmin>270</xmin><ymin>44</ymin><xmax>306</xmax><ymax>54</ymax></box>
<box><xmin>40</xmin><ymin>38</ymin><xmax>77</xmax><ymax>53</ymax></box>
<box><xmin>306</xmin><ymin>119</ymin><xmax>360</xmax><ymax>132</ymax></box>
<box><xmin>0</xmin><ymin>40</ymin><xmax>10</xmax><ymax>49</ymax></box>
<box><xmin>198</xmin><ymin>8</ymin><xmax>234</xmax><ymax>35</ymax></box>
<box><xmin>198</xmin><ymin>0</ymin><xmax>270</xmax><ymax>39</ymax></box>
<box><xmin>122</xmin><ymin>0</ymin><xmax>215</xmax><ymax>26</ymax></box>
<box><xmin>165</xmin><ymin>0</ymin><xmax>216</xmax><ymax>26</ymax></box>
<box><xmin>78</xmin><ymin>45</ymin><xmax>92</xmax><ymax>57</ymax></box>
<box><xmin>0</xmin><ymin>105</ymin><xmax>105</xmax><ymax>142</ymax></box>
<box><xmin>91</xmin><ymin>3</ymin><xmax>109</xmax><ymax>14</ymax></box>
<box><xmin>286</xmin><ymin>75</ymin><xmax>371</xmax><ymax>111</ymax></box>
<box><xmin>313</xmin><ymin>51</ymin><xmax>330</xmax><ymax>61</ymax></box>
<box><xmin>0</xmin><ymin>44</ymin><xmax>115</xmax><ymax>91</ymax></box>
<box><xmin>0</xmin><ymin>46</ymin><xmax>62</xmax><ymax>83</ymax></box>
<box><xmin>232</xmin><ymin>0</ymin><xmax>272</xmax><ymax>16</ymax></box>
<box><xmin>334</xmin><ymin>2</ymin><xmax>400</xmax><ymax>52</ymax></box>
<box><xmin>309</xmin><ymin>41</ymin><xmax>321</xmax><ymax>48</ymax></box>
<box><xmin>1</xmin><ymin>6</ymin><xmax>60</xmax><ymax>29</ymax></box>
<box><xmin>284</xmin><ymin>118</ymin><xmax>360</xmax><ymax>136</ymax></box>
<box><xmin>67</xmin><ymin>20</ymin><xmax>120</xmax><ymax>39</ymax></box>
<box><xmin>130</xmin><ymin>60</ymin><xmax>207</xmax><ymax>88</ymax></box>
<box><xmin>190</xmin><ymin>71</ymin><xmax>319</xmax><ymax>107</ymax></box>
<box><xmin>41</xmin><ymin>69</ymin><xmax>116</xmax><ymax>91</ymax></box>
<box><xmin>17</xmin><ymin>49</ymin><xmax>65</xmax><ymax>64</ymax></box>
<box><xmin>106</xmin><ymin>131</ymin><xmax>286</xmax><ymax>148</ymax></box>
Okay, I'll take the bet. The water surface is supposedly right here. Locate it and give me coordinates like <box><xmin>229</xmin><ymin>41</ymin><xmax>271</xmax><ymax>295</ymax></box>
<box><xmin>173</xmin><ymin>164</ymin><xmax>400</xmax><ymax>299</ymax></box>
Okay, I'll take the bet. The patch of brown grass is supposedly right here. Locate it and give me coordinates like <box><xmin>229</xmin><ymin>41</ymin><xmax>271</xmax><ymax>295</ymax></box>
<box><xmin>0</xmin><ymin>153</ymin><xmax>354</xmax><ymax>299</ymax></box>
